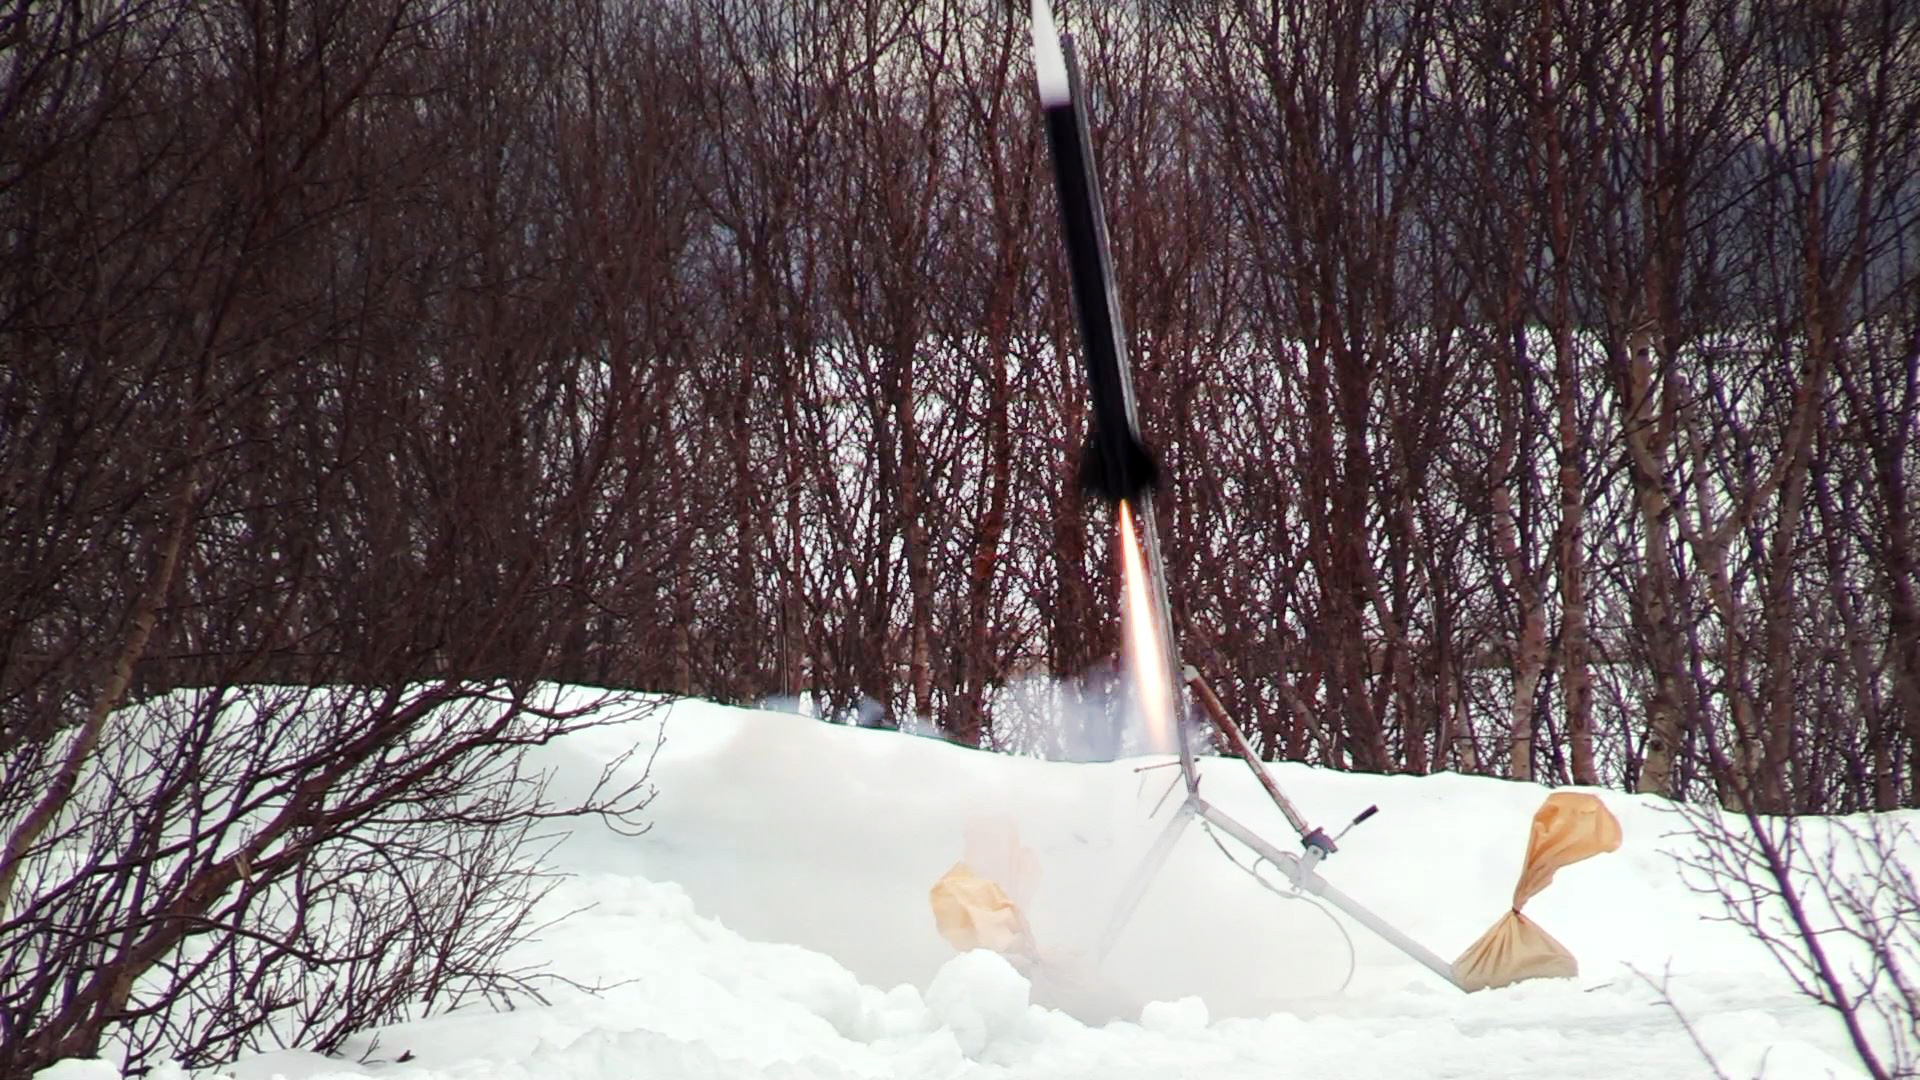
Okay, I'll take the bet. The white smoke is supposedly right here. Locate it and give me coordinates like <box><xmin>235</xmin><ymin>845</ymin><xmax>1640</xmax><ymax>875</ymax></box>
<box><xmin>760</xmin><ymin>666</ymin><xmax>1212</xmax><ymax>761</ymax></box>
<box><xmin>986</xmin><ymin>659</ymin><xmax>1208</xmax><ymax>763</ymax></box>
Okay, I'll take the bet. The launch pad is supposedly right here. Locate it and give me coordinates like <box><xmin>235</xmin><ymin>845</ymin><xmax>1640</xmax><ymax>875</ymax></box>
<box><xmin>1030</xmin><ymin>0</ymin><xmax>1460</xmax><ymax>992</ymax></box>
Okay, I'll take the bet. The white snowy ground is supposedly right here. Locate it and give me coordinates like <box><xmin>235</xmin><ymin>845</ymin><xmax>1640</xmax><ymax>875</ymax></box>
<box><xmin>45</xmin><ymin>693</ymin><xmax>1911</xmax><ymax>1080</ymax></box>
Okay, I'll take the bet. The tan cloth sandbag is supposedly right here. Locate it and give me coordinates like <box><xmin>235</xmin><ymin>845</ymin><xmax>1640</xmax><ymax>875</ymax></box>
<box><xmin>1453</xmin><ymin>791</ymin><xmax>1623</xmax><ymax>991</ymax></box>
<box><xmin>926</xmin><ymin>840</ymin><xmax>1141</xmax><ymax>1022</ymax></box>
<box><xmin>930</xmin><ymin>861</ymin><xmax>1036</xmax><ymax>957</ymax></box>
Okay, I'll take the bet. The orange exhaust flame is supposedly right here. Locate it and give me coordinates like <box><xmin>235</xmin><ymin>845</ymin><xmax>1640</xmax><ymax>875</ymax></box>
<box><xmin>1117</xmin><ymin>501</ymin><xmax>1175</xmax><ymax>755</ymax></box>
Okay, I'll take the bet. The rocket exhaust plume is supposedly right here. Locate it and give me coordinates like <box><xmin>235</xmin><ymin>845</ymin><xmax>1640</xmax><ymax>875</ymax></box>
<box><xmin>1117</xmin><ymin>501</ymin><xmax>1176</xmax><ymax>755</ymax></box>
<box><xmin>1031</xmin><ymin>0</ymin><xmax>1161</xmax><ymax>505</ymax></box>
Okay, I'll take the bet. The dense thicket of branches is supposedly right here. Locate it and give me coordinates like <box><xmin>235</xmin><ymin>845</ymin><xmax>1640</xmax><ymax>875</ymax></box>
<box><xmin>4</xmin><ymin>0</ymin><xmax>1917</xmax><ymax>843</ymax></box>
<box><xmin>1</xmin><ymin>1</ymin><xmax>669</xmax><ymax>1073</ymax></box>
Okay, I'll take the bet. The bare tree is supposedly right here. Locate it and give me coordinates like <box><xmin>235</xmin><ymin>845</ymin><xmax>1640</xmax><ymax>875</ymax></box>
<box><xmin>1</xmin><ymin>0</ymin><xmax>697</xmax><ymax>1072</ymax></box>
<box><xmin>1673</xmin><ymin>804</ymin><xmax>1919</xmax><ymax>1078</ymax></box>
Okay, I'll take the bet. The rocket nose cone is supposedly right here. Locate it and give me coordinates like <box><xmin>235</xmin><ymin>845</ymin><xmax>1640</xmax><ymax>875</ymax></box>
<box><xmin>1031</xmin><ymin>0</ymin><xmax>1070</xmax><ymax>106</ymax></box>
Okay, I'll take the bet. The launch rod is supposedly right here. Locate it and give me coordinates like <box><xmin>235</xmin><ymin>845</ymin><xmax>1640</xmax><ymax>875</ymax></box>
<box><xmin>1093</xmin><ymin>797</ymin><xmax>1194</xmax><ymax>962</ymax></box>
<box><xmin>1032</xmin><ymin>0</ymin><xmax>1194</xmax><ymax>789</ymax></box>
<box><xmin>1060</xmin><ymin>40</ymin><xmax>1193</xmax><ymax>790</ymax></box>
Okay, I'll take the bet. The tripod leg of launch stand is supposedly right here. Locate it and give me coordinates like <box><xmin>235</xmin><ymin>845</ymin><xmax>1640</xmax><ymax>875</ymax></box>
<box><xmin>1094</xmin><ymin>798</ymin><xmax>1194</xmax><ymax>962</ymax></box>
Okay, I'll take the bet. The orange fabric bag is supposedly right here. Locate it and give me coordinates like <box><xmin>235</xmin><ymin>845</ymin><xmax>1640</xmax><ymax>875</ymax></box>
<box><xmin>1452</xmin><ymin>791</ymin><xmax>1623</xmax><ymax>991</ymax></box>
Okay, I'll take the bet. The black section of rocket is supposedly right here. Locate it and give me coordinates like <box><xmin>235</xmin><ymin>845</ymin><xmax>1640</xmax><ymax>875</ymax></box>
<box><xmin>1037</xmin><ymin>40</ymin><xmax>1161</xmax><ymax>506</ymax></box>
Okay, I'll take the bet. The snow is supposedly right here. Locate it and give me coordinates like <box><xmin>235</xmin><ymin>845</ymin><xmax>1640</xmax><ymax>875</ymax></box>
<box><xmin>42</xmin><ymin>693</ymin><xmax>1909</xmax><ymax>1080</ymax></box>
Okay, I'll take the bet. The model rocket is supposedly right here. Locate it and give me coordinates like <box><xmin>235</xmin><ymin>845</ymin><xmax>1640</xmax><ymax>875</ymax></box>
<box><xmin>1031</xmin><ymin>0</ymin><xmax>1161</xmax><ymax>505</ymax></box>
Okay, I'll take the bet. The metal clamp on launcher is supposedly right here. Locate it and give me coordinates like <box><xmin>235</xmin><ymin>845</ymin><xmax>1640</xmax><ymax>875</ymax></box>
<box><xmin>1297</xmin><ymin>806</ymin><xmax>1380</xmax><ymax>874</ymax></box>
<box><xmin>1095</xmin><ymin>666</ymin><xmax>1458</xmax><ymax>990</ymax></box>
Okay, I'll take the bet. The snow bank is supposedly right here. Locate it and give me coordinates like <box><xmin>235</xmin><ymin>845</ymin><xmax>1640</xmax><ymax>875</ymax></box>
<box><xmin>41</xmin><ymin>692</ymin><xmax>1909</xmax><ymax>1080</ymax></box>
